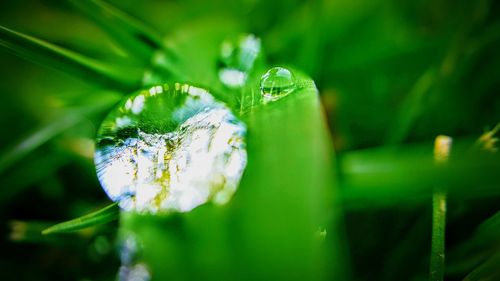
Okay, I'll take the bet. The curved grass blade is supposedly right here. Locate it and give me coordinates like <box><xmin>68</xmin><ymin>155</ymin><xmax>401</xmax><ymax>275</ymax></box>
<box><xmin>69</xmin><ymin>0</ymin><xmax>169</xmax><ymax>61</ymax></box>
<box><xmin>477</xmin><ymin>211</ymin><xmax>500</xmax><ymax>236</ymax></box>
<box><xmin>446</xmin><ymin>208</ymin><xmax>500</xmax><ymax>277</ymax></box>
<box><xmin>42</xmin><ymin>203</ymin><xmax>119</xmax><ymax>235</ymax></box>
<box><xmin>463</xmin><ymin>252</ymin><xmax>500</xmax><ymax>281</ymax></box>
<box><xmin>0</xmin><ymin>25</ymin><xmax>142</xmax><ymax>90</ymax></box>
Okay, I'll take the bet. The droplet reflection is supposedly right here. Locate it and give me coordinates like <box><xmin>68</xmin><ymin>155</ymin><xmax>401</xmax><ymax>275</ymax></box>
<box><xmin>218</xmin><ymin>34</ymin><xmax>261</xmax><ymax>89</ymax></box>
<box><xmin>95</xmin><ymin>83</ymin><xmax>247</xmax><ymax>214</ymax></box>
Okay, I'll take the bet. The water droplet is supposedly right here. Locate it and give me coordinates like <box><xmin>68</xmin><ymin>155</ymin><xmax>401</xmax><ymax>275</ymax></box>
<box><xmin>119</xmin><ymin>234</ymin><xmax>140</xmax><ymax>265</ymax></box>
<box><xmin>119</xmin><ymin>263</ymin><xmax>151</xmax><ymax>281</ymax></box>
<box><xmin>95</xmin><ymin>83</ymin><xmax>247</xmax><ymax>214</ymax></box>
<box><xmin>118</xmin><ymin>234</ymin><xmax>151</xmax><ymax>281</ymax></box>
<box><xmin>260</xmin><ymin>67</ymin><xmax>296</xmax><ymax>102</ymax></box>
<box><xmin>218</xmin><ymin>34</ymin><xmax>261</xmax><ymax>89</ymax></box>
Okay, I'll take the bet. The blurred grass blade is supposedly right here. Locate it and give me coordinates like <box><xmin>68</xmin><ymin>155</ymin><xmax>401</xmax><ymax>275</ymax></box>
<box><xmin>0</xmin><ymin>114</ymin><xmax>81</xmax><ymax>174</ymax></box>
<box><xmin>477</xmin><ymin>211</ymin><xmax>500</xmax><ymax>236</ymax></box>
<box><xmin>42</xmin><ymin>203</ymin><xmax>119</xmax><ymax>235</ymax></box>
<box><xmin>69</xmin><ymin>0</ymin><xmax>168</xmax><ymax>60</ymax></box>
<box><xmin>0</xmin><ymin>97</ymin><xmax>119</xmax><ymax>175</ymax></box>
<box><xmin>0</xmin><ymin>25</ymin><xmax>141</xmax><ymax>89</ymax></box>
<box><xmin>463</xmin><ymin>252</ymin><xmax>500</xmax><ymax>281</ymax></box>
<box><xmin>474</xmin><ymin>122</ymin><xmax>500</xmax><ymax>152</ymax></box>
<box><xmin>385</xmin><ymin>68</ymin><xmax>436</xmax><ymax>144</ymax></box>
<box><xmin>340</xmin><ymin>138</ymin><xmax>500</xmax><ymax>208</ymax></box>
<box><xmin>0</xmin><ymin>152</ymin><xmax>68</xmax><ymax>206</ymax></box>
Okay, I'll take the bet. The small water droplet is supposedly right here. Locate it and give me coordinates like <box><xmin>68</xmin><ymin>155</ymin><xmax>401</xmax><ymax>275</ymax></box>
<box><xmin>260</xmin><ymin>67</ymin><xmax>296</xmax><ymax>102</ymax></box>
<box><xmin>95</xmin><ymin>83</ymin><xmax>247</xmax><ymax>214</ymax></box>
<box><xmin>119</xmin><ymin>263</ymin><xmax>151</xmax><ymax>281</ymax></box>
<box><xmin>117</xmin><ymin>233</ymin><xmax>151</xmax><ymax>280</ymax></box>
<box><xmin>119</xmin><ymin>234</ymin><xmax>140</xmax><ymax>265</ymax></box>
<box><xmin>218</xmin><ymin>34</ymin><xmax>261</xmax><ymax>89</ymax></box>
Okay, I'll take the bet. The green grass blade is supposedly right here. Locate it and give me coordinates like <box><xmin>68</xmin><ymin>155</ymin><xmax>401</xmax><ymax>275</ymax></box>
<box><xmin>120</xmin><ymin>71</ymin><xmax>348</xmax><ymax>281</ymax></box>
<box><xmin>0</xmin><ymin>153</ymin><xmax>69</xmax><ymax>207</ymax></box>
<box><xmin>0</xmin><ymin>25</ymin><xmax>142</xmax><ymax>90</ymax></box>
<box><xmin>238</xmin><ymin>73</ymin><xmax>347</xmax><ymax>280</ymax></box>
<box><xmin>0</xmin><ymin>98</ymin><xmax>119</xmax><ymax>175</ymax></box>
<box><xmin>477</xmin><ymin>211</ymin><xmax>500</xmax><ymax>236</ymax></box>
<box><xmin>384</xmin><ymin>67</ymin><xmax>436</xmax><ymax>145</ymax></box>
<box><xmin>69</xmin><ymin>0</ymin><xmax>166</xmax><ymax>60</ymax></box>
<box><xmin>42</xmin><ymin>203</ymin><xmax>119</xmax><ymax>235</ymax></box>
<box><xmin>447</xmin><ymin>210</ymin><xmax>500</xmax><ymax>276</ymax></box>
<box><xmin>463</xmin><ymin>252</ymin><xmax>500</xmax><ymax>281</ymax></box>
<box><xmin>339</xmin><ymin>138</ymin><xmax>500</xmax><ymax>208</ymax></box>
<box><xmin>0</xmin><ymin>114</ymin><xmax>81</xmax><ymax>175</ymax></box>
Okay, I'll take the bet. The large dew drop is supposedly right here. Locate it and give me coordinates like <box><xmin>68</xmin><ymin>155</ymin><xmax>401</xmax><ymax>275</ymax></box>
<box><xmin>218</xmin><ymin>34</ymin><xmax>261</xmax><ymax>89</ymax></box>
<box><xmin>260</xmin><ymin>67</ymin><xmax>296</xmax><ymax>102</ymax></box>
<box><xmin>94</xmin><ymin>83</ymin><xmax>247</xmax><ymax>214</ymax></box>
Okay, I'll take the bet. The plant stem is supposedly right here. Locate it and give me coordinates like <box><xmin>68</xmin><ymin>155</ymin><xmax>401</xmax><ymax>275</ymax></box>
<box><xmin>430</xmin><ymin>135</ymin><xmax>451</xmax><ymax>281</ymax></box>
<box><xmin>430</xmin><ymin>190</ymin><xmax>446</xmax><ymax>281</ymax></box>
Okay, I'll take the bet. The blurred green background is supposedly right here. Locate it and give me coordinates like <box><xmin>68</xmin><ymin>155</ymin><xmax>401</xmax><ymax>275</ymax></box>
<box><xmin>0</xmin><ymin>0</ymin><xmax>499</xmax><ymax>280</ymax></box>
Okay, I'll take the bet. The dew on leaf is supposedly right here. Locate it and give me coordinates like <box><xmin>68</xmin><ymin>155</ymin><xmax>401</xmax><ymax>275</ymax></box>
<box><xmin>218</xmin><ymin>34</ymin><xmax>261</xmax><ymax>89</ymax></box>
<box><xmin>94</xmin><ymin>83</ymin><xmax>247</xmax><ymax>214</ymax></box>
<box><xmin>260</xmin><ymin>67</ymin><xmax>296</xmax><ymax>102</ymax></box>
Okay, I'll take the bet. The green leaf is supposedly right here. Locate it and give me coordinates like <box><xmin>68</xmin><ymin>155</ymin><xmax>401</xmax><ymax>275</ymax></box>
<box><xmin>42</xmin><ymin>203</ymin><xmax>119</xmax><ymax>235</ymax></box>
